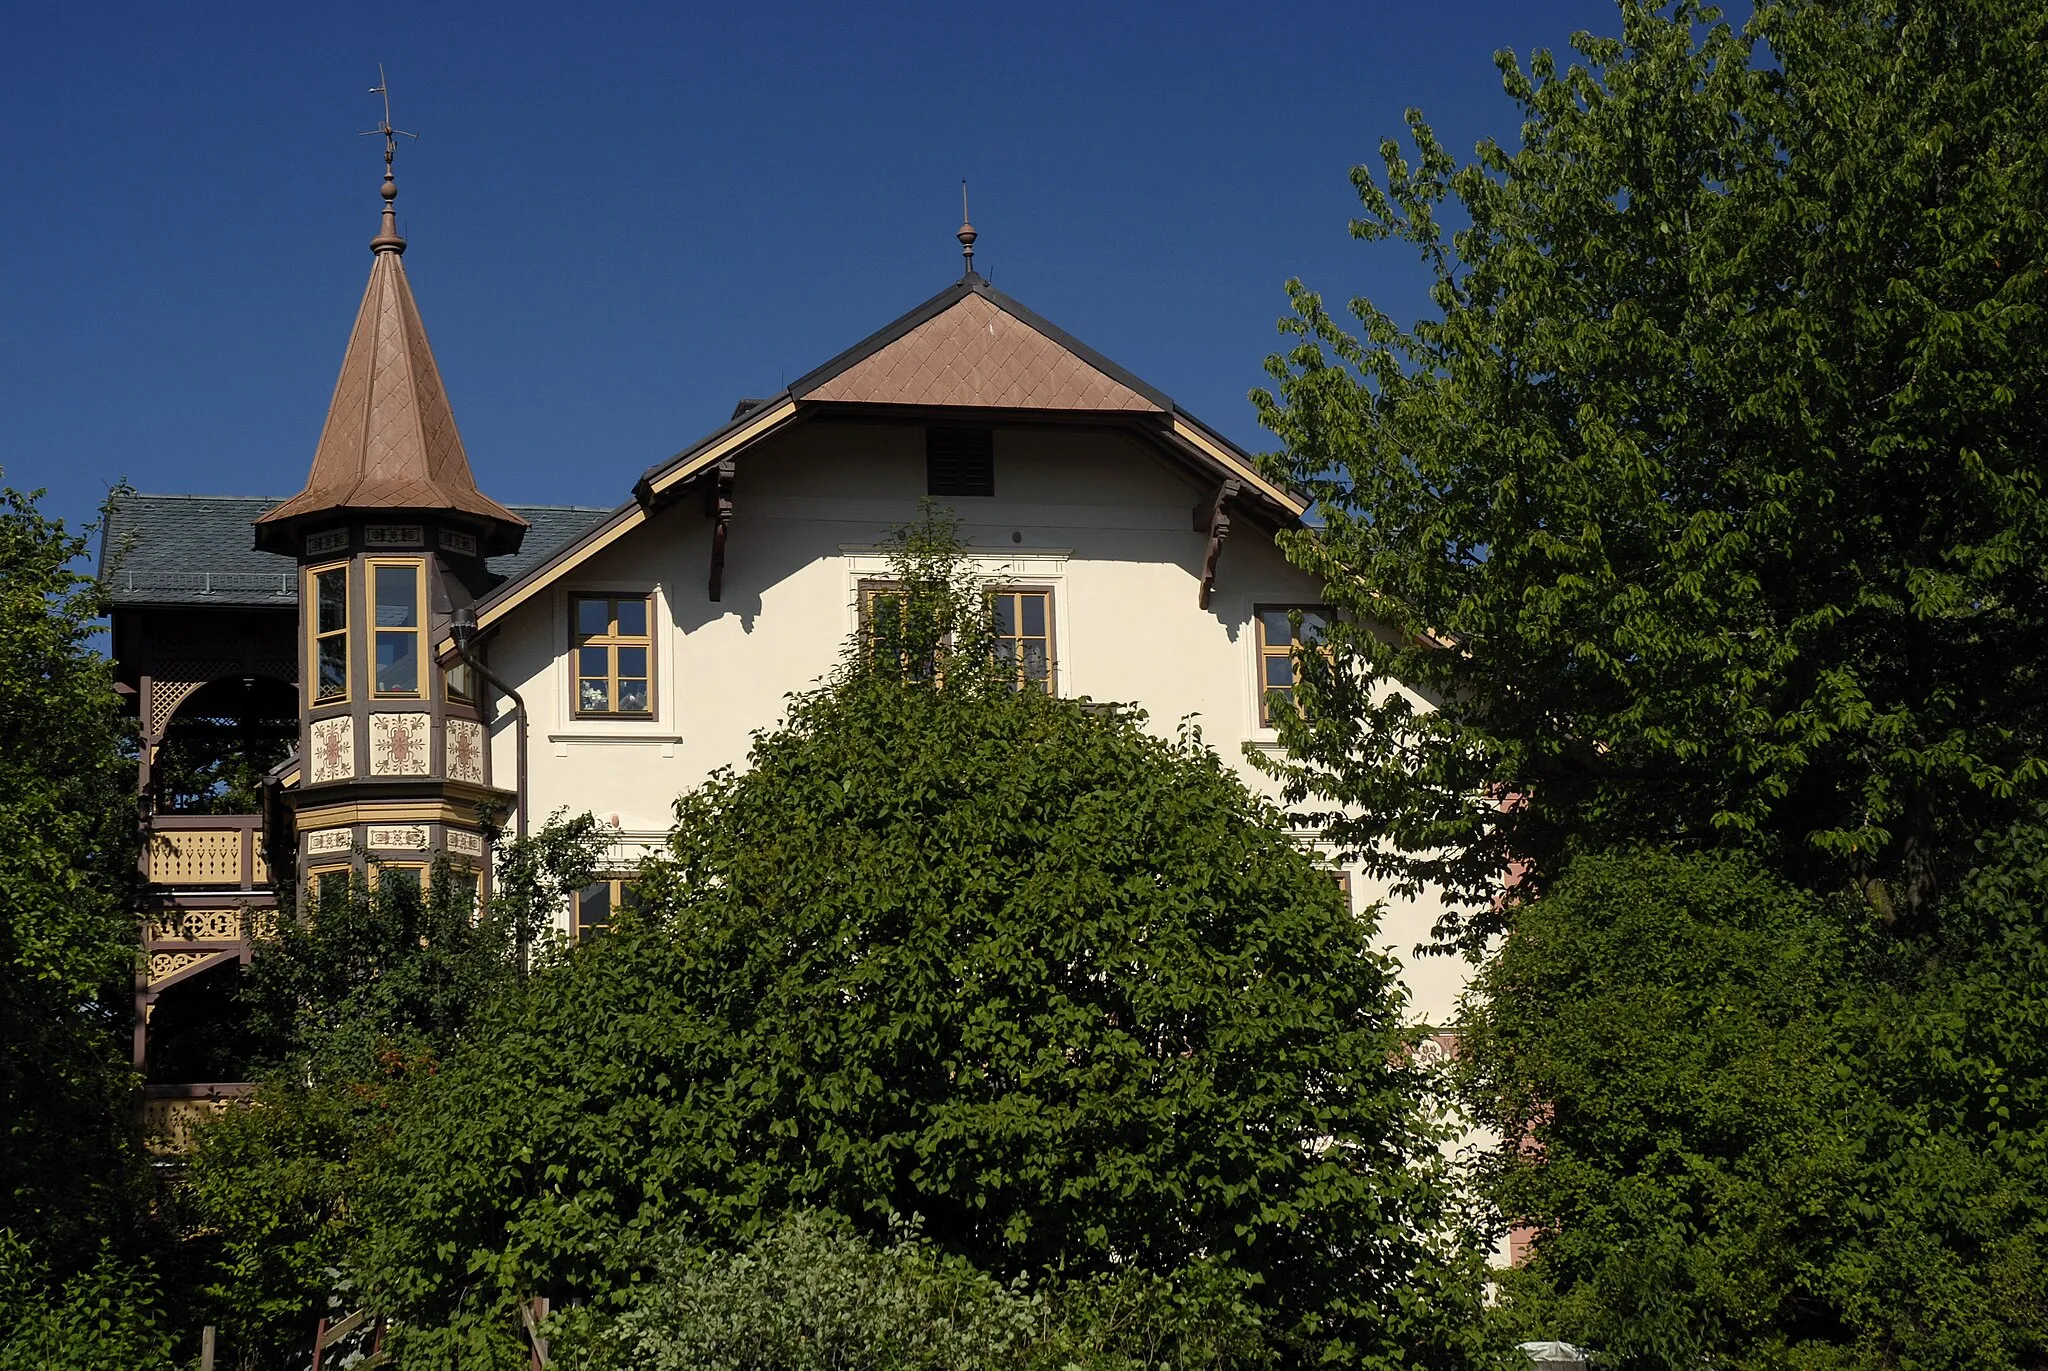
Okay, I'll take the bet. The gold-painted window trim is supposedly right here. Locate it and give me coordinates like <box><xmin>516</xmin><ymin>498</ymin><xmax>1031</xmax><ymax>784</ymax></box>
<box><xmin>367</xmin><ymin>558</ymin><xmax>428</xmax><ymax>700</ymax></box>
<box><xmin>989</xmin><ymin>585</ymin><xmax>1056</xmax><ymax>695</ymax></box>
<box><xmin>306</xmin><ymin>560</ymin><xmax>352</xmax><ymax>707</ymax></box>
<box><xmin>305</xmin><ymin>863</ymin><xmax>353</xmax><ymax>914</ymax></box>
<box><xmin>1254</xmin><ymin>604</ymin><xmax>1333</xmax><ymax>727</ymax></box>
<box><xmin>570</xmin><ymin>593</ymin><xmax>655</xmax><ymax>719</ymax></box>
<box><xmin>573</xmin><ymin>876</ymin><xmax>638</xmax><ymax>943</ymax></box>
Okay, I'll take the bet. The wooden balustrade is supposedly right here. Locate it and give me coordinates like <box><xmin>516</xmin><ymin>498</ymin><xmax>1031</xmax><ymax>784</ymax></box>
<box><xmin>146</xmin><ymin>815</ymin><xmax>269</xmax><ymax>889</ymax></box>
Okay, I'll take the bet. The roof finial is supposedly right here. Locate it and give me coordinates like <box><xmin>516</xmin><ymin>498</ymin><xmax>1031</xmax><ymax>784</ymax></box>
<box><xmin>363</xmin><ymin>65</ymin><xmax>418</xmax><ymax>255</ymax></box>
<box><xmin>957</xmin><ymin>180</ymin><xmax>978</xmax><ymax>279</ymax></box>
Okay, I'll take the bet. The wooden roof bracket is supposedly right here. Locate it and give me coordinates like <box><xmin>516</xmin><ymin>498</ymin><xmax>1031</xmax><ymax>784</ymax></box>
<box><xmin>705</xmin><ymin>459</ymin><xmax>736</xmax><ymax>602</ymax></box>
<box><xmin>1194</xmin><ymin>477</ymin><xmax>1241</xmax><ymax>609</ymax></box>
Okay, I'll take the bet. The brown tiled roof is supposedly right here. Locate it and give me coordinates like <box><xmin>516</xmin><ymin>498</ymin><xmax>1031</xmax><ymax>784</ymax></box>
<box><xmin>805</xmin><ymin>292</ymin><xmax>1161</xmax><ymax>412</ymax></box>
<box><xmin>254</xmin><ymin>247</ymin><xmax>526</xmax><ymax>552</ymax></box>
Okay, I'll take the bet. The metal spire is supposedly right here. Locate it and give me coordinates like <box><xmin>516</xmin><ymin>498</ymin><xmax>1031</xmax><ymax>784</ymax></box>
<box><xmin>362</xmin><ymin>65</ymin><xmax>418</xmax><ymax>255</ymax></box>
<box><xmin>957</xmin><ymin>180</ymin><xmax>978</xmax><ymax>278</ymax></box>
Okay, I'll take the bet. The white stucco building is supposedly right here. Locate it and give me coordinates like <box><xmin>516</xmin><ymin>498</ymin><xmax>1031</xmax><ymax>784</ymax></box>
<box><xmin>106</xmin><ymin>178</ymin><xmax>1467</xmax><ymax>1114</ymax></box>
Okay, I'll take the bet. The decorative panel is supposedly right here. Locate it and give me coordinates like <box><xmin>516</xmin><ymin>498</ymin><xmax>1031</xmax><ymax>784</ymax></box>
<box><xmin>438</xmin><ymin>529</ymin><xmax>478</xmax><ymax>556</ymax></box>
<box><xmin>306</xmin><ymin>827</ymin><xmax>353</xmax><ymax>856</ymax></box>
<box><xmin>147</xmin><ymin>908</ymin><xmax>246</xmax><ymax>943</ymax></box>
<box><xmin>446</xmin><ymin>718</ymin><xmax>486</xmax><ymax>785</ymax></box>
<box><xmin>446</xmin><ymin>829</ymin><xmax>485</xmax><ymax>859</ymax></box>
<box><xmin>305</xmin><ymin>528</ymin><xmax>350</xmax><ymax>557</ymax></box>
<box><xmin>147</xmin><ymin>949</ymin><xmax>229</xmax><ymax>987</ymax></box>
<box><xmin>365</xmin><ymin>524</ymin><xmax>424</xmax><ymax>548</ymax></box>
<box><xmin>369</xmin><ymin>713</ymin><xmax>432</xmax><ymax>776</ymax></box>
<box><xmin>367</xmin><ymin>824</ymin><xmax>429</xmax><ymax>850</ymax></box>
<box><xmin>310</xmin><ymin>716</ymin><xmax>355</xmax><ymax>784</ymax></box>
<box><xmin>148</xmin><ymin>829</ymin><xmax>243</xmax><ymax>885</ymax></box>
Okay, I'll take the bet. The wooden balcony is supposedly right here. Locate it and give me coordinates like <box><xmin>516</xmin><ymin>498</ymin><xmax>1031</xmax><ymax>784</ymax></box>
<box><xmin>145</xmin><ymin>814</ymin><xmax>269</xmax><ymax>890</ymax></box>
<box><xmin>139</xmin><ymin>1082</ymin><xmax>256</xmax><ymax>1154</ymax></box>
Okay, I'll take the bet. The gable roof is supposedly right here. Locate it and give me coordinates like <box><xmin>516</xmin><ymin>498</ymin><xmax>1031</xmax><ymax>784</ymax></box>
<box><xmin>804</xmin><ymin>289</ymin><xmax>1164</xmax><ymax>412</ymax></box>
<box><xmin>253</xmin><ymin>231</ymin><xmax>527</xmax><ymax>554</ymax></box>
<box><xmin>449</xmin><ymin>273</ymin><xmax>1304</xmax><ymax>646</ymax></box>
<box><xmin>633</xmin><ymin>275</ymin><xmax>1300</xmax><ymax>512</ymax></box>
<box><xmin>102</xmin><ymin>493</ymin><xmax>608</xmax><ymax>607</ymax></box>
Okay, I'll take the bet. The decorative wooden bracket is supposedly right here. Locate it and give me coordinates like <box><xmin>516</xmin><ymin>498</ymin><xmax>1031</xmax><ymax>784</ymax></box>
<box><xmin>705</xmin><ymin>459</ymin><xmax>736</xmax><ymax>602</ymax></box>
<box><xmin>1193</xmin><ymin>478</ymin><xmax>1240</xmax><ymax>609</ymax></box>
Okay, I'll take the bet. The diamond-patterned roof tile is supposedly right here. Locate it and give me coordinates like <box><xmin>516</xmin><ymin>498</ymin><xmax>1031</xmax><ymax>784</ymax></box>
<box><xmin>256</xmin><ymin>247</ymin><xmax>525</xmax><ymax>544</ymax></box>
<box><xmin>807</xmin><ymin>294</ymin><xmax>1162</xmax><ymax>412</ymax></box>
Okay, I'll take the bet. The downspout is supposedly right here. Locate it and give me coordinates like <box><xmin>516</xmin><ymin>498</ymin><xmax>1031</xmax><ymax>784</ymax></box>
<box><xmin>449</xmin><ymin>605</ymin><xmax>531</xmax><ymax>974</ymax></box>
<box><xmin>448</xmin><ymin>606</ymin><xmax>527</xmax><ymax>841</ymax></box>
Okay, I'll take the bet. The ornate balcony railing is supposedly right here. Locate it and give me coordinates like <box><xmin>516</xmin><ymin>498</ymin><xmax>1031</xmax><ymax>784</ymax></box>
<box><xmin>145</xmin><ymin>814</ymin><xmax>269</xmax><ymax>890</ymax></box>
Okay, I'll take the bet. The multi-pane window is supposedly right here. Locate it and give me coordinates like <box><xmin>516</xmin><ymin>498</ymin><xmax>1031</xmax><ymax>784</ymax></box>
<box><xmin>374</xmin><ymin>863</ymin><xmax>425</xmax><ymax>896</ymax></box>
<box><xmin>1256</xmin><ymin>606</ymin><xmax>1332</xmax><ymax>725</ymax></box>
<box><xmin>991</xmin><ymin>589</ymin><xmax>1054</xmax><ymax>692</ymax></box>
<box><xmin>311</xmin><ymin>564</ymin><xmax>349</xmax><ymax>704</ymax></box>
<box><xmin>306</xmin><ymin>865</ymin><xmax>352</xmax><ymax>914</ymax></box>
<box><xmin>371</xmin><ymin>561</ymin><xmax>425</xmax><ymax>697</ymax></box>
<box><xmin>573</xmin><ymin>878</ymin><xmax>640</xmax><ymax>943</ymax></box>
<box><xmin>572</xmin><ymin>595</ymin><xmax>653</xmax><ymax>716</ymax></box>
<box><xmin>859</xmin><ymin>582</ymin><xmax>945</xmax><ymax>682</ymax></box>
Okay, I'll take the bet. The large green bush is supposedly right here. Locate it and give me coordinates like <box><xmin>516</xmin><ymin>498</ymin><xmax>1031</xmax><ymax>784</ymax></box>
<box><xmin>1459</xmin><ymin>843</ymin><xmax>2048</xmax><ymax>1369</ymax></box>
<box><xmin>0</xmin><ymin>1232</ymin><xmax>173</xmax><ymax>1371</ymax></box>
<box><xmin>556</xmin><ymin>1209</ymin><xmax>1265</xmax><ymax>1371</ymax></box>
<box><xmin>360</xmin><ymin>515</ymin><xmax>1480</xmax><ymax>1369</ymax></box>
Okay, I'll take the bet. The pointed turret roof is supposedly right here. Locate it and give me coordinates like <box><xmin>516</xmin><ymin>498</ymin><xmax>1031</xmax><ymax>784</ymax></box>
<box><xmin>255</xmin><ymin>163</ymin><xmax>527</xmax><ymax>555</ymax></box>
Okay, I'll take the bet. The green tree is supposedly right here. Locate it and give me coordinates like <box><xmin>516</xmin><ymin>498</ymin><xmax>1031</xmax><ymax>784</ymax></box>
<box><xmin>1253</xmin><ymin>0</ymin><xmax>2048</xmax><ymax>942</ymax></box>
<box><xmin>1457</xmin><ymin>844</ymin><xmax>2048</xmax><ymax>1369</ymax></box>
<box><xmin>0</xmin><ymin>481</ymin><xmax>142</xmax><ymax>1258</ymax></box>
<box><xmin>180</xmin><ymin>821</ymin><xmax>603</xmax><ymax>1368</ymax></box>
<box><xmin>360</xmin><ymin>513</ymin><xmax>1481</xmax><ymax>1369</ymax></box>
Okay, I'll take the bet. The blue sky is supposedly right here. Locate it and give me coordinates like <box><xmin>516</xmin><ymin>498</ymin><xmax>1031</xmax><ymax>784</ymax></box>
<box><xmin>7</xmin><ymin>1</ymin><xmax>1618</xmax><ymax>538</ymax></box>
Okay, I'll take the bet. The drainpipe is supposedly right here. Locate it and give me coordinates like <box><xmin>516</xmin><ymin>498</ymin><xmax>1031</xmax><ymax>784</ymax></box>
<box><xmin>448</xmin><ymin>607</ymin><xmax>527</xmax><ymax>841</ymax></box>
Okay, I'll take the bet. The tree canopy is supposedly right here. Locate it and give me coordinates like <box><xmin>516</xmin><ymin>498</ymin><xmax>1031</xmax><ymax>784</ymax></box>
<box><xmin>0</xmin><ymin>481</ymin><xmax>142</xmax><ymax>1259</ymax></box>
<box><xmin>357</xmin><ymin>515</ymin><xmax>1482</xmax><ymax>1369</ymax></box>
<box><xmin>1457</xmin><ymin>840</ymin><xmax>2048</xmax><ymax>1369</ymax></box>
<box><xmin>1254</xmin><ymin>0</ymin><xmax>2048</xmax><ymax>943</ymax></box>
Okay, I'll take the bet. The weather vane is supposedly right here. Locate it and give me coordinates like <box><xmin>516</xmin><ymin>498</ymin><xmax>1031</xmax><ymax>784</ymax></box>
<box><xmin>361</xmin><ymin>64</ymin><xmax>419</xmax><ymax>174</ymax></box>
<box><xmin>362</xmin><ymin>65</ymin><xmax>419</xmax><ymax>254</ymax></box>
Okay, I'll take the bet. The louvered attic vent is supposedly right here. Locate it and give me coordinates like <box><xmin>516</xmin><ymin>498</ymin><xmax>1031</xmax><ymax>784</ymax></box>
<box><xmin>926</xmin><ymin>427</ymin><xmax>995</xmax><ymax>498</ymax></box>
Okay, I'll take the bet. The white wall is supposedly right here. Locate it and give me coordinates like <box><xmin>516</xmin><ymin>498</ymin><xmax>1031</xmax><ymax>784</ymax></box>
<box><xmin>483</xmin><ymin>419</ymin><xmax>1470</xmax><ymax>1025</ymax></box>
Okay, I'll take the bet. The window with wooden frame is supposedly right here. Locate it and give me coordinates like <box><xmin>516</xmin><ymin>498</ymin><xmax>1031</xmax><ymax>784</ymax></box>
<box><xmin>1255</xmin><ymin>606</ymin><xmax>1333</xmax><ymax>726</ymax></box>
<box><xmin>308</xmin><ymin>562</ymin><xmax>350</xmax><ymax>705</ymax></box>
<box><xmin>990</xmin><ymin>588</ymin><xmax>1055</xmax><ymax>693</ymax></box>
<box><xmin>305</xmin><ymin>864</ymin><xmax>353</xmax><ymax>915</ymax></box>
<box><xmin>572</xmin><ymin>595</ymin><xmax>653</xmax><ymax>716</ymax></box>
<box><xmin>371</xmin><ymin>862</ymin><xmax>426</xmax><ymax>896</ymax></box>
<box><xmin>369</xmin><ymin>559</ymin><xmax>426</xmax><ymax>698</ymax></box>
<box><xmin>444</xmin><ymin>659</ymin><xmax>476</xmax><ymax>703</ymax></box>
<box><xmin>858</xmin><ymin>581</ymin><xmax>944</xmax><ymax>682</ymax></box>
<box><xmin>573</xmin><ymin>877</ymin><xmax>640</xmax><ymax>943</ymax></box>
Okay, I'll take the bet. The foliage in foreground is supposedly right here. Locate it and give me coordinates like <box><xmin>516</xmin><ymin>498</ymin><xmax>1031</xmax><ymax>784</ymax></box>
<box><xmin>554</xmin><ymin>1209</ymin><xmax>1267</xmax><ymax>1371</ymax></box>
<box><xmin>358</xmin><ymin>513</ymin><xmax>1482</xmax><ymax>1369</ymax></box>
<box><xmin>0</xmin><ymin>481</ymin><xmax>141</xmax><ymax>1259</ymax></box>
<box><xmin>177</xmin><ymin>821</ymin><xmax>604</xmax><ymax>1370</ymax></box>
<box><xmin>0</xmin><ymin>1232</ymin><xmax>173</xmax><ymax>1371</ymax></box>
<box><xmin>1254</xmin><ymin>0</ymin><xmax>2048</xmax><ymax>942</ymax></box>
<box><xmin>1457</xmin><ymin>842</ymin><xmax>2048</xmax><ymax>1370</ymax></box>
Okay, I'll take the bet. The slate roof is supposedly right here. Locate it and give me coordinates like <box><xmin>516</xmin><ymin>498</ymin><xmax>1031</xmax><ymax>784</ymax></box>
<box><xmin>100</xmin><ymin>493</ymin><xmax>611</xmax><ymax>607</ymax></box>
